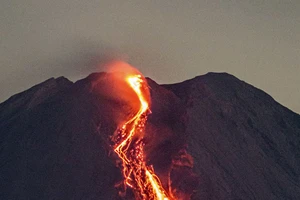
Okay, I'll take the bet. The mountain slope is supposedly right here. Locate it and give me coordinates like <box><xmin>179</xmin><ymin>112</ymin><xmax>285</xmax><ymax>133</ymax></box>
<box><xmin>164</xmin><ymin>72</ymin><xmax>300</xmax><ymax>199</ymax></box>
<box><xmin>0</xmin><ymin>72</ymin><xmax>299</xmax><ymax>199</ymax></box>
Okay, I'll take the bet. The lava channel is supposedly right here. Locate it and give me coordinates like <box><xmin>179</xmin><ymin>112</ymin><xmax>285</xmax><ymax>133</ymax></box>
<box><xmin>112</xmin><ymin>74</ymin><xmax>172</xmax><ymax>200</ymax></box>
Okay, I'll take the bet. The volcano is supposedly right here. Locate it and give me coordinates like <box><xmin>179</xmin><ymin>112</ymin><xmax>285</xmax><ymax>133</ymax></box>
<box><xmin>0</xmin><ymin>72</ymin><xmax>300</xmax><ymax>200</ymax></box>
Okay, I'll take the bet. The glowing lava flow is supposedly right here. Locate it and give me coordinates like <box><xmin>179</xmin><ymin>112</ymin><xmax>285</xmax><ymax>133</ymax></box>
<box><xmin>112</xmin><ymin>74</ymin><xmax>170</xmax><ymax>200</ymax></box>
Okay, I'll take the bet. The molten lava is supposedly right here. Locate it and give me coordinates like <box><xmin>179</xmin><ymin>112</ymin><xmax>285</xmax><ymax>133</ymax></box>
<box><xmin>112</xmin><ymin>74</ymin><xmax>170</xmax><ymax>200</ymax></box>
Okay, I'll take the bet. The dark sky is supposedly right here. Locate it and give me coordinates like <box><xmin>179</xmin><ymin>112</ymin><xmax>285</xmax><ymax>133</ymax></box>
<box><xmin>1</xmin><ymin>0</ymin><xmax>299</xmax><ymax>113</ymax></box>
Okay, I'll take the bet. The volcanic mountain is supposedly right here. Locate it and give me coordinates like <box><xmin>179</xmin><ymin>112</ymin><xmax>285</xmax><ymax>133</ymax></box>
<box><xmin>0</xmin><ymin>72</ymin><xmax>299</xmax><ymax>199</ymax></box>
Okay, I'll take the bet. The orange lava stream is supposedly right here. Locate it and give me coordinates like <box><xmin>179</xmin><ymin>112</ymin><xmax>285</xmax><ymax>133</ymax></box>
<box><xmin>113</xmin><ymin>74</ymin><xmax>170</xmax><ymax>200</ymax></box>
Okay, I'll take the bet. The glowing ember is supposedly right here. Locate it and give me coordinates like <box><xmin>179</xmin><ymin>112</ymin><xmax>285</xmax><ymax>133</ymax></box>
<box><xmin>112</xmin><ymin>74</ymin><xmax>170</xmax><ymax>200</ymax></box>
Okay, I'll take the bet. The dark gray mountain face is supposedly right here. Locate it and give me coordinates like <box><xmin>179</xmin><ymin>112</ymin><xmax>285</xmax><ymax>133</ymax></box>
<box><xmin>0</xmin><ymin>72</ymin><xmax>299</xmax><ymax>200</ymax></box>
<box><xmin>163</xmin><ymin>73</ymin><xmax>300</xmax><ymax>200</ymax></box>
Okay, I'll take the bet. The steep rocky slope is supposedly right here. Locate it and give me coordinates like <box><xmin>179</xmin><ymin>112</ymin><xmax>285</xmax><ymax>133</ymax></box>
<box><xmin>0</xmin><ymin>72</ymin><xmax>299</xmax><ymax>200</ymax></box>
<box><xmin>164</xmin><ymin>72</ymin><xmax>300</xmax><ymax>199</ymax></box>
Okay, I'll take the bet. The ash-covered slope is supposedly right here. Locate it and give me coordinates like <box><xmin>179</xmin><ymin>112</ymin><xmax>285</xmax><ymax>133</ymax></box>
<box><xmin>164</xmin><ymin>72</ymin><xmax>300</xmax><ymax>200</ymax></box>
<box><xmin>0</xmin><ymin>74</ymin><xmax>121</xmax><ymax>199</ymax></box>
<box><xmin>0</xmin><ymin>72</ymin><xmax>194</xmax><ymax>200</ymax></box>
<box><xmin>0</xmin><ymin>72</ymin><xmax>299</xmax><ymax>200</ymax></box>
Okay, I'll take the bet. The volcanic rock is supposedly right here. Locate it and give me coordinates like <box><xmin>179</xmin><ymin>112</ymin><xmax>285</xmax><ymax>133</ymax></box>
<box><xmin>0</xmin><ymin>72</ymin><xmax>299</xmax><ymax>200</ymax></box>
<box><xmin>164</xmin><ymin>72</ymin><xmax>300</xmax><ymax>199</ymax></box>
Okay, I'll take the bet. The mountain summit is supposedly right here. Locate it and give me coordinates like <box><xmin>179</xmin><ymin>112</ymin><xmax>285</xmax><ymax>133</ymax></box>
<box><xmin>0</xmin><ymin>72</ymin><xmax>299</xmax><ymax>199</ymax></box>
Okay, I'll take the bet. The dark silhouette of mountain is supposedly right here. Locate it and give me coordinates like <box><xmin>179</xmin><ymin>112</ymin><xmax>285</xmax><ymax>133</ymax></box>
<box><xmin>163</xmin><ymin>73</ymin><xmax>300</xmax><ymax>199</ymax></box>
<box><xmin>0</xmin><ymin>72</ymin><xmax>299</xmax><ymax>200</ymax></box>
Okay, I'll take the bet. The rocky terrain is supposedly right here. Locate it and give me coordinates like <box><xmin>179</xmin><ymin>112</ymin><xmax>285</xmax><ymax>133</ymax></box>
<box><xmin>0</xmin><ymin>72</ymin><xmax>299</xmax><ymax>199</ymax></box>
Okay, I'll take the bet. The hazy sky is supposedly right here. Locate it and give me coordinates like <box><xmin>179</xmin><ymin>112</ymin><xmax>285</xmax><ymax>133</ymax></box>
<box><xmin>1</xmin><ymin>0</ymin><xmax>299</xmax><ymax>113</ymax></box>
